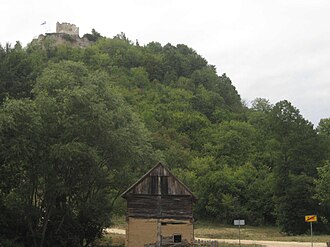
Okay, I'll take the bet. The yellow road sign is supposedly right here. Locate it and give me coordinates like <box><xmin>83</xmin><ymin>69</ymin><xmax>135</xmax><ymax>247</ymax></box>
<box><xmin>305</xmin><ymin>215</ymin><xmax>317</xmax><ymax>222</ymax></box>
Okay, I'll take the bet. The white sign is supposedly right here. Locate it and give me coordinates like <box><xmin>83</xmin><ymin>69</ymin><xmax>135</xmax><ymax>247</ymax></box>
<box><xmin>234</xmin><ymin>219</ymin><xmax>245</xmax><ymax>226</ymax></box>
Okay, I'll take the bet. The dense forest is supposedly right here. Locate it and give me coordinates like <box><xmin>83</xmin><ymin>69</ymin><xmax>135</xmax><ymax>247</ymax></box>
<box><xmin>0</xmin><ymin>30</ymin><xmax>330</xmax><ymax>247</ymax></box>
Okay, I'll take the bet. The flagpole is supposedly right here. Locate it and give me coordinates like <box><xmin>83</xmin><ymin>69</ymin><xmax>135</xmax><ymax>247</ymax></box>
<box><xmin>40</xmin><ymin>21</ymin><xmax>47</xmax><ymax>34</ymax></box>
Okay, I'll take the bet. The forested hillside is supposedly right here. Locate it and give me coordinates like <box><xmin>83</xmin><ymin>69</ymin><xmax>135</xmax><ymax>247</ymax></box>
<box><xmin>0</xmin><ymin>31</ymin><xmax>330</xmax><ymax>247</ymax></box>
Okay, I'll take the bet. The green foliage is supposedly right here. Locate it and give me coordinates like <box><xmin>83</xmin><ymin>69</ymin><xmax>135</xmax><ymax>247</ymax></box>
<box><xmin>316</xmin><ymin>161</ymin><xmax>330</xmax><ymax>206</ymax></box>
<box><xmin>0</xmin><ymin>31</ymin><xmax>329</xmax><ymax>244</ymax></box>
<box><xmin>275</xmin><ymin>174</ymin><xmax>316</xmax><ymax>235</ymax></box>
<box><xmin>202</xmin><ymin>121</ymin><xmax>257</xmax><ymax>166</ymax></box>
<box><xmin>0</xmin><ymin>61</ymin><xmax>155</xmax><ymax>246</ymax></box>
<box><xmin>62</xmin><ymin>33</ymin><xmax>76</xmax><ymax>42</ymax></box>
<box><xmin>315</xmin><ymin>161</ymin><xmax>330</xmax><ymax>224</ymax></box>
<box><xmin>317</xmin><ymin>118</ymin><xmax>330</xmax><ymax>160</ymax></box>
<box><xmin>0</xmin><ymin>43</ymin><xmax>37</xmax><ymax>103</ymax></box>
<box><xmin>83</xmin><ymin>29</ymin><xmax>103</xmax><ymax>42</ymax></box>
<box><xmin>194</xmin><ymin>162</ymin><xmax>274</xmax><ymax>225</ymax></box>
<box><xmin>268</xmin><ymin>101</ymin><xmax>323</xmax><ymax>234</ymax></box>
<box><xmin>251</xmin><ymin>98</ymin><xmax>273</xmax><ymax>113</ymax></box>
<box><xmin>317</xmin><ymin>118</ymin><xmax>330</xmax><ymax>136</ymax></box>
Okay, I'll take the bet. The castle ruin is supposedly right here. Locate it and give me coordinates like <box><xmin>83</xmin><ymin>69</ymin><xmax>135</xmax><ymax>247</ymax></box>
<box><xmin>33</xmin><ymin>22</ymin><xmax>92</xmax><ymax>48</ymax></box>
<box><xmin>56</xmin><ymin>22</ymin><xmax>79</xmax><ymax>36</ymax></box>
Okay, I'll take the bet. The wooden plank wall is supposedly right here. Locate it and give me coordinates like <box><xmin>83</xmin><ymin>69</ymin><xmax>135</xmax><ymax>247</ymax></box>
<box><xmin>127</xmin><ymin>195</ymin><xmax>193</xmax><ymax>219</ymax></box>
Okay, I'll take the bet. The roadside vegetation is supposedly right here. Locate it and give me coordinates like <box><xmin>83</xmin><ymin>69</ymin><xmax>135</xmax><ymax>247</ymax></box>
<box><xmin>195</xmin><ymin>221</ymin><xmax>330</xmax><ymax>243</ymax></box>
<box><xmin>95</xmin><ymin>233</ymin><xmax>125</xmax><ymax>247</ymax></box>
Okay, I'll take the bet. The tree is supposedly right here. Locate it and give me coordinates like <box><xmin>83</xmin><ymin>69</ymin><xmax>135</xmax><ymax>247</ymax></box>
<box><xmin>202</xmin><ymin>121</ymin><xmax>257</xmax><ymax>166</ymax></box>
<box><xmin>217</xmin><ymin>73</ymin><xmax>242</xmax><ymax>112</ymax></box>
<box><xmin>269</xmin><ymin>100</ymin><xmax>323</xmax><ymax>234</ymax></box>
<box><xmin>162</xmin><ymin>43</ymin><xmax>206</xmax><ymax>78</ymax></box>
<box><xmin>314</xmin><ymin>161</ymin><xmax>330</xmax><ymax>231</ymax></box>
<box><xmin>251</xmin><ymin>98</ymin><xmax>273</xmax><ymax>113</ymax></box>
<box><xmin>129</xmin><ymin>67</ymin><xmax>150</xmax><ymax>89</ymax></box>
<box><xmin>82</xmin><ymin>29</ymin><xmax>103</xmax><ymax>42</ymax></box>
<box><xmin>0</xmin><ymin>61</ymin><xmax>154</xmax><ymax>246</ymax></box>
<box><xmin>317</xmin><ymin>118</ymin><xmax>330</xmax><ymax>160</ymax></box>
<box><xmin>317</xmin><ymin>118</ymin><xmax>330</xmax><ymax>136</ymax></box>
<box><xmin>191</xmin><ymin>85</ymin><xmax>225</xmax><ymax>122</ymax></box>
<box><xmin>315</xmin><ymin>161</ymin><xmax>330</xmax><ymax>206</ymax></box>
<box><xmin>0</xmin><ymin>43</ymin><xmax>36</xmax><ymax>103</ymax></box>
<box><xmin>193</xmin><ymin>161</ymin><xmax>274</xmax><ymax>225</ymax></box>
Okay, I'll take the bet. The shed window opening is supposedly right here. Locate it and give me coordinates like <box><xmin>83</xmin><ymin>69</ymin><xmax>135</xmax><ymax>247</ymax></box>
<box><xmin>173</xmin><ymin>234</ymin><xmax>182</xmax><ymax>243</ymax></box>
<box><xmin>150</xmin><ymin>176</ymin><xmax>158</xmax><ymax>195</ymax></box>
<box><xmin>161</xmin><ymin>176</ymin><xmax>168</xmax><ymax>195</ymax></box>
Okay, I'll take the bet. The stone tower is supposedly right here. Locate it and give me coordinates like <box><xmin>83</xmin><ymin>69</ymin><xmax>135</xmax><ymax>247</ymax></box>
<box><xmin>56</xmin><ymin>22</ymin><xmax>79</xmax><ymax>36</ymax></box>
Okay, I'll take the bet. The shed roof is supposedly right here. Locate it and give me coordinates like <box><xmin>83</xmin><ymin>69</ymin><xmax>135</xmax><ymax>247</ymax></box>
<box><xmin>121</xmin><ymin>162</ymin><xmax>196</xmax><ymax>200</ymax></box>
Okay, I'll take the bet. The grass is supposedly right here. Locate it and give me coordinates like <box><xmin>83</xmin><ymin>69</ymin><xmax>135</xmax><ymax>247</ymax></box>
<box><xmin>110</xmin><ymin>214</ymin><xmax>127</xmax><ymax>229</ymax></box>
<box><xmin>195</xmin><ymin>220</ymin><xmax>330</xmax><ymax>243</ymax></box>
<box><xmin>95</xmin><ymin>233</ymin><xmax>125</xmax><ymax>247</ymax></box>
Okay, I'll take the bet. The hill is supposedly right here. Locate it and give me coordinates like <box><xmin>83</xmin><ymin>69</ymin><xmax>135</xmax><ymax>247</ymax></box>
<box><xmin>0</xmin><ymin>29</ymin><xmax>329</xmax><ymax>246</ymax></box>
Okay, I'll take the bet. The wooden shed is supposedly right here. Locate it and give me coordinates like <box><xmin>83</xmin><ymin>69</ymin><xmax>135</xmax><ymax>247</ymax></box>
<box><xmin>121</xmin><ymin>162</ymin><xmax>197</xmax><ymax>247</ymax></box>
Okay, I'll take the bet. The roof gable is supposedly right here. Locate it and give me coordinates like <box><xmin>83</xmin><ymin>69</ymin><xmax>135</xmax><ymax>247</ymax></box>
<box><xmin>121</xmin><ymin>162</ymin><xmax>196</xmax><ymax>199</ymax></box>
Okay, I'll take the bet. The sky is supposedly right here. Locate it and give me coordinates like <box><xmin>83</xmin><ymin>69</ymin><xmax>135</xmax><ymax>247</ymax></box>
<box><xmin>1</xmin><ymin>0</ymin><xmax>329</xmax><ymax>126</ymax></box>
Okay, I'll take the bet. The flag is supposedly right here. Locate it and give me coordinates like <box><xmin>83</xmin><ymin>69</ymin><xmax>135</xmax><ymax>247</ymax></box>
<box><xmin>41</xmin><ymin>21</ymin><xmax>46</xmax><ymax>25</ymax></box>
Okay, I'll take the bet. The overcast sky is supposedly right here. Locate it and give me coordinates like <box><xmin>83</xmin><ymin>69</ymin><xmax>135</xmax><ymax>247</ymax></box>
<box><xmin>1</xmin><ymin>0</ymin><xmax>329</xmax><ymax>126</ymax></box>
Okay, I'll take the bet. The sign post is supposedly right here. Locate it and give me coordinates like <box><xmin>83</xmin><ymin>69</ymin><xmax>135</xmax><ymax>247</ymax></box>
<box><xmin>234</xmin><ymin>219</ymin><xmax>245</xmax><ymax>247</ymax></box>
<box><xmin>305</xmin><ymin>215</ymin><xmax>317</xmax><ymax>247</ymax></box>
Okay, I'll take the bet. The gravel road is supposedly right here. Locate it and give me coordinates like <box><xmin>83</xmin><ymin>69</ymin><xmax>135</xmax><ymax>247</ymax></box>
<box><xmin>196</xmin><ymin>237</ymin><xmax>326</xmax><ymax>247</ymax></box>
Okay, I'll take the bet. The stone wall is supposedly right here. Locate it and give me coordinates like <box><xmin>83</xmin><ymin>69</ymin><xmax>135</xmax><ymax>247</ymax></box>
<box><xmin>56</xmin><ymin>22</ymin><xmax>79</xmax><ymax>36</ymax></box>
<box><xmin>34</xmin><ymin>33</ymin><xmax>92</xmax><ymax>48</ymax></box>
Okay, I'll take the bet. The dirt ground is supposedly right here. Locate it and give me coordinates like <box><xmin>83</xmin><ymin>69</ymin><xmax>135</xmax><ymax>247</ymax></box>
<box><xmin>106</xmin><ymin>228</ymin><xmax>328</xmax><ymax>247</ymax></box>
